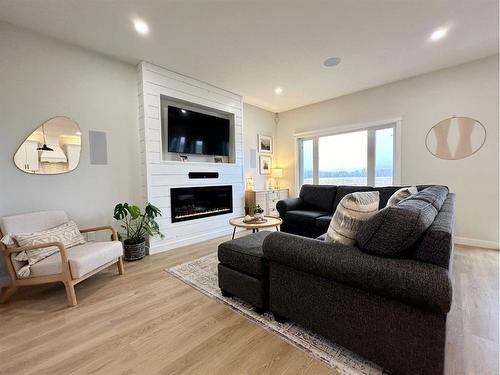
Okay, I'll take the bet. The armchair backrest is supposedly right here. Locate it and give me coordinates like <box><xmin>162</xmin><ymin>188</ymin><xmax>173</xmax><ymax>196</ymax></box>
<box><xmin>0</xmin><ymin>210</ymin><xmax>69</xmax><ymax>235</ymax></box>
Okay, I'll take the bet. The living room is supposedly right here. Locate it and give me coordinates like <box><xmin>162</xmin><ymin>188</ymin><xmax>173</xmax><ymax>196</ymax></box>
<box><xmin>0</xmin><ymin>1</ymin><xmax>498</xmax><ymax>374</ymax></box>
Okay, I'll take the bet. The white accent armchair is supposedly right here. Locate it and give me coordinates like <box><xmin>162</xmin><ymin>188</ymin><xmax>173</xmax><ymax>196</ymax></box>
<box><xmin>0</xmin><ymin>210</ymin><xmax>124</xmax><ymax>306</ymax></box>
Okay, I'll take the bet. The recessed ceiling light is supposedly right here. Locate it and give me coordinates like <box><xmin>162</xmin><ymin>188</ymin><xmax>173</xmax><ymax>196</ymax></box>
<box><xmin>75</xmin><ymin>131</ymin><xmax>82</xmax><ymax>136</ymax></box>
<box><xmin>181</xmin><ymin>109</ymin><xmax>187</xmax><ymax>114</ymax></box>
<box><xmin>133</xmin><ymin>19</ymin><xmax>149</xmax><ymax>35</ymax></box>
<box><xmin>274</xmin><ymin>87</ymin><xmax>283</xmax><ymax>95</ymax></box>
<box><xmin>429</xmin><ymin>27</ymin><xmax>448</xmax><ymax>42</ymax></box>
<box><xmin>323</xmin><ymin>57</ymin><xmax>341</xmax><ymax>67</ymax></box>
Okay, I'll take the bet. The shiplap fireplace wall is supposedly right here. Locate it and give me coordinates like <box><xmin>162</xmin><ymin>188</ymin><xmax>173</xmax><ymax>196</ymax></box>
<box><xmin>138</xmin><ymin>62</ymin><xmax>244</xmax><ymax>253</ymax></box>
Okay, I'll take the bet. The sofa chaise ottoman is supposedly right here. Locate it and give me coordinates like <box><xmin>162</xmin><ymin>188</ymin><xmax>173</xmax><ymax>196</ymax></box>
<box><xmin>217</xmin><ymin>231</ymin><xmax>272</xmax><ymax>313</ymax></box>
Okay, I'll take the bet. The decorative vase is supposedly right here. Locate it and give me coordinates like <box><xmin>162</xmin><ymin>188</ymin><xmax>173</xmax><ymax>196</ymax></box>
<box><xmin>123</xmin><ymin>237</ymin><xmax>146</xmax><ymax>261</ymax></box>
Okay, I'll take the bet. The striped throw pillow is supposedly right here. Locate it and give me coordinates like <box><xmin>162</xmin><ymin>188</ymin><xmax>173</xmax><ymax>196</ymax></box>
<box><xmin>386</xmin><ymin>186</ymin><xmax>418</xmax><ymax>207</ymax></box>
<box><xmin>12</xmin><ymin>220</ymin><xmax>85</xmax><ymax>277</ymax></box>
<box><xmin>325</xmin><ymin>191</ymin><xmax>380</xmax><ymax>246</ymax></box>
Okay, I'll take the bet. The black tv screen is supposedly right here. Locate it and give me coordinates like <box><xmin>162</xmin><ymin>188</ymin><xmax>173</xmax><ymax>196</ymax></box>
<box><xmin>167</xmin><ymin>105</ymin><xmax>230</xmax><ymax>156</ymax></box>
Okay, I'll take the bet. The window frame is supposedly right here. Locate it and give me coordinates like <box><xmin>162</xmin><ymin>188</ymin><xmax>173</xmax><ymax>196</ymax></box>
<box><xmin>294</xmin><ymin>118</ymin><xmax>402</xmax><ymax>191</ymax></box>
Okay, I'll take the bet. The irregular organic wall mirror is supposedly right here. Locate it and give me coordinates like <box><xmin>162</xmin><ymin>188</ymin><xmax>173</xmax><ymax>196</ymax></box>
<box><xmin>425</xmin><ymin>116</ymin><xmax>486</xmax><ymax>160</ymax></box>
<box><xmin>14</xmin><ymin>116</ymin><xmax>81</xmax><ymax>174</ymax></box>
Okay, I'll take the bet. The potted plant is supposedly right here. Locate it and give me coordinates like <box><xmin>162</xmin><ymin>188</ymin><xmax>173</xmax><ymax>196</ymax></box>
<box><xmin>113</xmin><ymin>202</ymin><xmax>164</xmax><ymax>261</ymax></box>
<box><xmin>253</xmin><ymin>204</ymin><xmax>264</xmax><ymax>220</ymax></box>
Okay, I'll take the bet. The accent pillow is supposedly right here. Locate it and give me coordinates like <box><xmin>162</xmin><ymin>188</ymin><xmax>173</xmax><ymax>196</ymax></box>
<box><xmin>0</xmin><ymin>234</ymin><xmax>18</xmax><ymax>249</ymax></box>
<box><xmin>12</xmin><ymin>220</ymin><xmax>85</xmax><ymax>278</ymax></box>
<box><xmin>325</xmin><ymin>191</ymin><xmax>380</xmax><ymax>245</ymax></box>
<box><xmin>357</xmin><ymin>186</ymin><xmax>449</xmax><ymax>256</ymax></box>
<box><xmin>386</xmin><ymin>186</ymin><xmax>418</xmax><ymax>207</ymax></box>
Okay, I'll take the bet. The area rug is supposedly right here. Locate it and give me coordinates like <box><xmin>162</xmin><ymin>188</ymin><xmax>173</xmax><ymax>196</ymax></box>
<box><xmin>167</xmin><ymin>253</ymin><xmax>386</xmax><ymax>375</ymax></box>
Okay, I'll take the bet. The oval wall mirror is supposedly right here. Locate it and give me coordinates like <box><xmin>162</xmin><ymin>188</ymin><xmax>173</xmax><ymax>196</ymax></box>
<box><xmin>425</xmin><ymin>116</ymin><xmax>486</xmax><ymax>160</ymax></box>
<box><xmin>14</xmin><ymin>116</ymin><xmax>82</xmax><ymax>174</ymax></box>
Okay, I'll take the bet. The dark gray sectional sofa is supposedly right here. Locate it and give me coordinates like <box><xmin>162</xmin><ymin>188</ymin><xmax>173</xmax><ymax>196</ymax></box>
<box><xmin>277</xmin><ymin>184</ymin><xmax>433</xmax><ymax>238</ymax></box>
<box><xmin>264</xmin><ymin>185</ymin><xmax>455</xmax><ymax>375</ymax></box>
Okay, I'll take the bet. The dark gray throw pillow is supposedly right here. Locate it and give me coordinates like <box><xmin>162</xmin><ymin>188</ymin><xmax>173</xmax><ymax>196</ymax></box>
<box><xmin>356</xmin><ymin>186</ymin><xmax>449</xmax><ymax>256</ymax></box>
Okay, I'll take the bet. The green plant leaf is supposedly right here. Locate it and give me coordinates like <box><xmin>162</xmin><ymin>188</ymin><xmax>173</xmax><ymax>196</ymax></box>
<box><xmin>126</xmin><ymin>205</ymin><xmax>141</xmax><ymax>219</ymax></box>
<box><xmin>145</xmin><ymin>203</ymin><xmax>162</xmax><ymax>219</ymax></box>
<box><xmin>113</xmin><ymin>203</ymin><xmax>129</xmax><ymax>220</ymax></box>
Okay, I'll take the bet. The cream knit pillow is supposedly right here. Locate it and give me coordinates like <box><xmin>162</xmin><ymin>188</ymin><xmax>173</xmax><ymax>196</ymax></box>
<box><xmin>12</xmin><ymin>220</ymin><xmax>85</xmax><ymax>278</ymax></box>
<box><xmin>325</xmin><ymin>191</ymin><xmax>380</xmax><ymax>246</ymax></box>
<box><xmin>386</xmin><ymin>186</ymin><xmax>418</xmax><ymax>207</ymax></box>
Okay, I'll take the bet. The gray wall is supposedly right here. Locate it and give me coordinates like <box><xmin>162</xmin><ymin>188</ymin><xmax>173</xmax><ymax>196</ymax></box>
<box><xmin>243</xmin><ymin>103</ymin><xmax>277</xmax><ymax>190</ymax></box>
<box><xmin>0</xmin><ymin>22</ymin><xmax>142</xmax><ymax>285</ymax></box>
<box><xmin>0</xmin><ymin>22</ymin><xmax>141</xmax><ymax>225</ymax></box>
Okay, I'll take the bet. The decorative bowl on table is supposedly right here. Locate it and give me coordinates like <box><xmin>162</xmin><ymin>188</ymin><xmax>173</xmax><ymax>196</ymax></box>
<box><xmin>253</xmin><ymin>212</ymin><xmax>264</xmax><ymax>220</ymax></box>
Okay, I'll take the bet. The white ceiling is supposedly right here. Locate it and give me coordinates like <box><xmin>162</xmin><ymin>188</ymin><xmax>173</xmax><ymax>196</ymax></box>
<box><xmin>0</xmin><ymin>0</ymin><xmax>498</xmax><ymax>112</ymax></box>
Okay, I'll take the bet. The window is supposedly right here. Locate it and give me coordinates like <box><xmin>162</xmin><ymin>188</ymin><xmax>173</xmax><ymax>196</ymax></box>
<box><xmin>319</xmin><ymin>130</ymin><xmax>367</xmax><ymax>186</ymax></box>
<box><xmin>299</xmin><ymin>139</ymin><xmax>314</xmax><ymax>184</ymax></box>
<box><xmin>297</xmin><ymin>121</ymin><xmax>399</xmax><ymax>188</ymax></box>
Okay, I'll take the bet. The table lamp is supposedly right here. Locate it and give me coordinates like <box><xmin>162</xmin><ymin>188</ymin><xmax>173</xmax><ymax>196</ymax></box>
<box><xmin>245</xmin><ymin>177</ymin><xmax>254</xmax><ymax>191</ymax></box>
<box><xmin>271</xmin><ymin>168</ymin><xmax>283</xmax><ymax>189</ymax></box>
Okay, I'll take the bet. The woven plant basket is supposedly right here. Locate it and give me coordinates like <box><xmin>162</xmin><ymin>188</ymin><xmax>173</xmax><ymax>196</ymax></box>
<box><xmin>123</xmin><ymin>238</ymin><xmax>146</xmax><ymax>261</ymax></box>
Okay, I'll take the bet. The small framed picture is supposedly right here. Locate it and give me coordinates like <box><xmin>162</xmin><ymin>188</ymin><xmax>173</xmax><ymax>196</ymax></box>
<box><xmin>259</xmin><ymin>155</ymin><xmax>272</xmax><ymax>175</ymax></box>
<box><xmin>258</xmin><ymin>134</ymin><xmax>273</xmax><ymax>154</ymax></box>
<box><xmin>214</xmin><ymin>156</ymin><xmax>223</xmax><ymax>163</ymax></box>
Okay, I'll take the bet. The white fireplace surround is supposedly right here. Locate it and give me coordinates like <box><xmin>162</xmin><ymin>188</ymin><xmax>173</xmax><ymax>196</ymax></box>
<box><xmin>138</xmin><ymin>62</ymin><xmax>244</xmax><ymax>253</ymax></box>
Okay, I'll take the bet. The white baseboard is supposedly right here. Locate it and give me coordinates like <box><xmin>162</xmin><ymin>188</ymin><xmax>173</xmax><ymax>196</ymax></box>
<box><xmin>455</xmin><ymin>236</ymin><xmax>499</xmax><ymax>250</ymax></box>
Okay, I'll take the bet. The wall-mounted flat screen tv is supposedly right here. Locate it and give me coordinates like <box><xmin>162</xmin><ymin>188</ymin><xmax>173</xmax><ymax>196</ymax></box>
<box><xmin>166</xmin><ymin>105</ymin><xmax>230</xmax><ymax>156</ymax></box>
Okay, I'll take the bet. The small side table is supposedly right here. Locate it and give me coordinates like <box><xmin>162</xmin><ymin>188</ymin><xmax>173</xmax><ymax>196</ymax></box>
<box><xmin>229</xmin><ymin>216</ymin><xmax>283</xmax><ymax>239</ymax></box>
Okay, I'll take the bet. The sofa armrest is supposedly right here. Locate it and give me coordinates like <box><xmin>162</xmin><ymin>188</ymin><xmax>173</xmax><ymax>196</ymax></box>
<box><xmin>263</xmin><ymin>232</ymin><xmax>452</xmax><ymax>314</ymax></box>
<box><xmin>80</xmin><ymin>225</ymin><xmax>118</xmax><ymax>241</ymax></box>
<box><xmin>276</xmin><ymin>197</ymin><xmax>303</xmax><ymax>218</ymax></box>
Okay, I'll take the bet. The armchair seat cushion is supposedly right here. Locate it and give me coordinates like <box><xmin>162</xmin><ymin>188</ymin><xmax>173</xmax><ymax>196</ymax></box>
<box><xmin>30</xmin><ymin>241</ymin><xmax>123</xmax><ymax>279</ymax></box>
<box><xmin>285</xmin><ymin>210</ymin><xmax>330</xmax><ymax>225</ymax></box>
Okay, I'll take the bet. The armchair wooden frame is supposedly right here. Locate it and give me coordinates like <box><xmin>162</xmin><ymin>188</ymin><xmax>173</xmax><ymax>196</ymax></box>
<box><xmin>0</xmin><ymin>225</ymin><xmax>124</xmax><ymax>307</ymax></box>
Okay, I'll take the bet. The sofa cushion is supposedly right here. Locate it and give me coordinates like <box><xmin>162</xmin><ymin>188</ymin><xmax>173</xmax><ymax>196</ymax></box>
<box><xmin>315</xmin><ymin>215</ymin><xmax>332</xmax><ymax>231</ymax></box>
<box><xmin>326</xmin><ymin>191</ymin><xmax>380</xmax><ymax>245</ymax></box>
<box><xmin>285</xmin><ymin>210</ymin><xmax>330</xmax><ymax>225</ymax></box>
<box><xmin>386</xmin><ymin>186</ymin><xmax>418</xmax><ymax>207</ymax></box>
<box><xmin>218</xmin><ymin>231</ymin><xmax>271</xmax><ymax>277</ymax></box>
<box><xmin>356</xmin><ymin>186</ymin><xmax>449</xmax><ymax>256</ymax></box>
<box><xmin>374</xmin><ymin>186</ymin><xmax>404</xmax><ymax>208</ymax></box>
<box><xmin>410</xmin><ymin>194</ymin><xmax>455</xmax><ymax>269</ymax></box>
<box><xmin>299</xmin><ymin>185</ymin><xmax>338</xmax><ymax>212</ymax></box>
<box><xmin>333</xmin><ymin>186</ymin><xmax>374</xmax><ymax>212</ymax></box>
<box><xmin>30</xmin><ymin>241</ymin><xmax>123</xmax><ymax>279</ymax></box>
<box><xmin>263</xmin><ymin>231</ymin><xmax>453</xmax><ymax>314</ymax></box>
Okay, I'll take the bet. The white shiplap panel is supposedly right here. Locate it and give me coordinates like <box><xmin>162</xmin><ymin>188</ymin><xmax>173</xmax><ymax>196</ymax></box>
<box><xmin>150</xmin><ymin>162</ymin><xmax>243</xmax><ymax>176</ymax></box>
<box><xmin>144</xmin><ymin>69</ymin><xmax>242</xmax><ymax>108</ymax></box>
<box><xmin>139</xmin><ymin>61</ymin><xmax>244</xmax><ymax>253</ymax></box>
<box><xmin>151</xmin><ymin>183</ymin><xmax>244</xmax><ymax>199</ymax></box>
<box><xmin>151</xmin><ymin>175</ymin><xmax>243</xmax><ymax>187</ymax></box>
<box><xmin>142</xmin><ymin>62</ymin><xmax>241</xmax><ymax>102</ymax></box>
<box><xmin>145</xmin><ymin>83</ymin><xmax>242</xmax><ymax>118</ymax></box>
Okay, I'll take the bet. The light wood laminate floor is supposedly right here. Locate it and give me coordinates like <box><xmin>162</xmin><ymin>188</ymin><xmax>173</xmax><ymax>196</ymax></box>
<box><xmin>0</xmin><ymin>234</ymin><xmax>498</xmax><ymax>375</ymax></box>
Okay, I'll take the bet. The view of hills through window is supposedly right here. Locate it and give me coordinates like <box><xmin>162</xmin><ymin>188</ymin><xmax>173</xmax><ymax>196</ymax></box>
<box><xmin>300</xmin><ymin>127</ymin><xmax>394</xmax><ymax>186</ymax></box>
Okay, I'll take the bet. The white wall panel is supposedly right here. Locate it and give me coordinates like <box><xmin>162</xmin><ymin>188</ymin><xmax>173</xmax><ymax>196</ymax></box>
<box><xmin>138</xmin><ymin>61</ymin><xmax>244</xmax><ymax>252</ymax></box>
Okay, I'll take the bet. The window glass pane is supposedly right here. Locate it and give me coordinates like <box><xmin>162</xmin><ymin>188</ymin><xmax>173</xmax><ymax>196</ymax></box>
<box><xmin>375</xmin><ymin>127</ymin><xmax>394</xmax><ymax>186</ymax></box>
<box><xmin>300</xmin><ymin>139</ymin><xmax>313</xmax><ymax>185</ymax></box>
<box><xmin>318</xmin><ymin>131</ymin><xmax>367</xmax><ymax>186</ymax></box>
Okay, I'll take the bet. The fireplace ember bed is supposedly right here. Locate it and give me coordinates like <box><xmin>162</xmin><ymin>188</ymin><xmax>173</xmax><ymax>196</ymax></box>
<box><xmin>170</xmin><ymin>185</ymin><xmax>233</xmax><ymax>223</ymax></box>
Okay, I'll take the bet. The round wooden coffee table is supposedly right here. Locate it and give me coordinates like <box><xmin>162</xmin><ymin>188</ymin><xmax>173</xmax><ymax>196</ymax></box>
<box><xmin>229</xmin><ymin>216</ymin><xmax>283</xmax><ymax>239</ymax></box>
